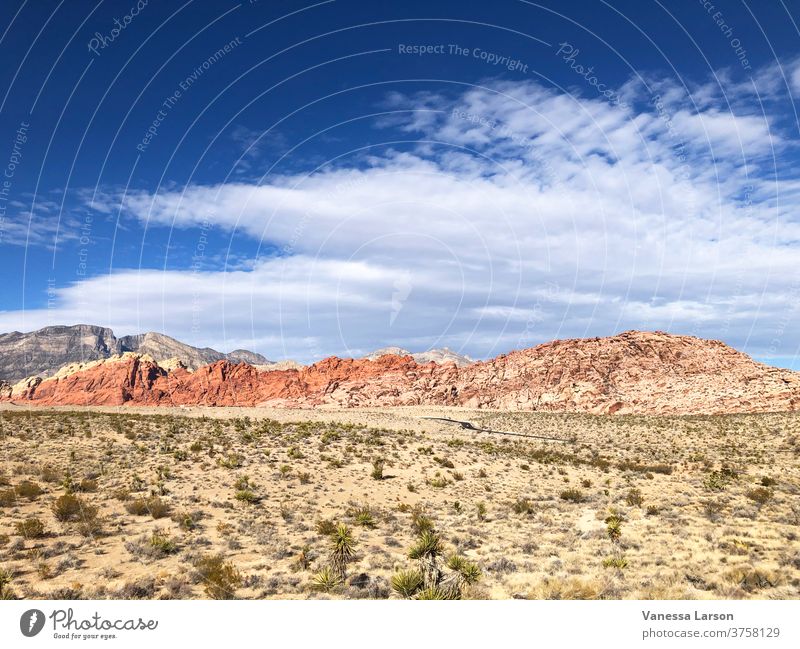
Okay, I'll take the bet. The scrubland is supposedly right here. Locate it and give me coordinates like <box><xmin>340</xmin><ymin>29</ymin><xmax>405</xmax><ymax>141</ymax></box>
<box><xmin>0</xmin><ymin>404</ymin><xmax>798</xmax><ymax>600</ymax></box>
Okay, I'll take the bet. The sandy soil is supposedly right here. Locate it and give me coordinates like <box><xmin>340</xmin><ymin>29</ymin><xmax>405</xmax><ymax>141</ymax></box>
<box><xmin>0</xmin><ymin>404</ymin><xmax>798</xmax><ymax>600</ymax></box>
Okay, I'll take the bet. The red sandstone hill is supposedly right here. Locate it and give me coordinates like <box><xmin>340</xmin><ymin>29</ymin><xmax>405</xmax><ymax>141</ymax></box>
<box><xmin>3</xmin><ymin>331</ymin><xmax>799</xmax><ymax>415</ymax></box>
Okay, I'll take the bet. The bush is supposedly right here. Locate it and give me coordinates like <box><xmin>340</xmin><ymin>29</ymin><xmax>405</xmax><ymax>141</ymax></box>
<box><xmin>15</xmin><ymin>517</ymin><xmax>45</xmax><ymax>539</ymax></box>
<box><xmin>149</xmin><ymin>531</ymin><xmax>177</xmax><ymax>556</ymax></box>
<box><xmin>234</xmin><ymin>490</ymin><xmax>259</xmax><ymax>504</ymax></box>
<box><xmin>78</xmin><ymin>478</ymin><xmax>98</xmax><ymax>493</ymax></box>
<box><xmin>602</xmin><ymin>555</ymin><xmax>628</xmax><ymax>569</ymax></box>
<box><xmin>411</xmin><ymin>508</ymin><xmax>434</xmax><ymax>535</ymax></box>
<box><xmin>194</xmin><ymin>554</ymin><xmax>241</xmax><ymax>599</ymax></box>
<box><xmin>315</xmin><ymin>518</ymin><xmax>337</xmax><ymax>536</ymax></box>
<box><xmin>125</xmin><ymin>496</ymin><xmax>169</xmax><ymax>519</ymax></box>
<box><xmin>745</xmin><ymin>487</ymin><xmax>774</xmax><ymax>505</ymax></box>
<box><xmin>512</xmin><ymin>498</ymin><xmax>534</xmax><ymax>515</ymax></box>
<box><xmin>370</xmin><ymin>458</ymin><xmax>385</xmax><ymax>481</ymax></box>
<box><xmin>52</xmin><ymin>494</ymin><xmax>84</xmax><ymax>521</ymax></box>
<box><xmin>0</xmin><ymin>489</ymin><xmax>15</xmax><ymax>507</ymax></box>
<box><xmin>625</xmin><ymin>488</ymin><xmax>644</xmax><ymax>507</ymax></box>
<box><xmin>560</xmin><ymin>489</ymin><xmax>584</xmax><ymax>503</ymax></box>
<box><xmin>14</xmin><ymin>481</ymin><xmax>43</xmax><ymax>500</ymax></box>
<box><xmin>0</xmin><ymin>568</ymin><xmax>14</xmax><ymax>600</ymax></box>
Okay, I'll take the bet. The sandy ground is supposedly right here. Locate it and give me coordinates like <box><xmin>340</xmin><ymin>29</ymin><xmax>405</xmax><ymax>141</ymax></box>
<box><xmin>0</xmin><ymin>404</ymin><xmax>798</xmax><ymax>600</ymax></box>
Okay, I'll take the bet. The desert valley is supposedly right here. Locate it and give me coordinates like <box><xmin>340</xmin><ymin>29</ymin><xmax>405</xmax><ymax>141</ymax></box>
<box><xmin>0</xmin><ymin>325</ymin><xmax>798</xmax><ymax>600</ymax></box>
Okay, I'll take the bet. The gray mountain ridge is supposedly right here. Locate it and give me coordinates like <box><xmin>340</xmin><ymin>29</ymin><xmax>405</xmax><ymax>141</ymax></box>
<box><xmin>0</xmin><ymin>324</ymin><xmax>270</xmax><ymax>382</ymax></box>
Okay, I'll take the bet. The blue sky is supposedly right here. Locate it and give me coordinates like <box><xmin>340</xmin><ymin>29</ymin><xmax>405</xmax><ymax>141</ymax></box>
<box><xmin>1</xmin><ymin>0</ymin><xmax>799</xmax><ymax>367</ymax></box>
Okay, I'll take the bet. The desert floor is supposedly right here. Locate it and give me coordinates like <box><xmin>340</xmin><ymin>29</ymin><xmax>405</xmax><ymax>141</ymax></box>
<box><xmin>0</xmin><ymin>403</ymin><xmax>798</xmax><ymax>600</ymax></box>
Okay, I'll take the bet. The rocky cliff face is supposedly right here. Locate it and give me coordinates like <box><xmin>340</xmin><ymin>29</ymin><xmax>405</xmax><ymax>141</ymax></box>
<box><xmin>6</xmin><ymin>330</ymin><xmax>799</xmax><ymax>415</ymax></box>
<box><xmin>0</xmin><ymin>325</ymin><xmax>269</xmax><ymax>381</ymax></box>
<box><xmin>0</xmin><ymin>325</ymin><xmax>118</xmax><ymax>383</ymax></box>
<box><xmin>118</xmin><ymin>332</ymin><xmax>270</xmax><ymax>370</ymax></box>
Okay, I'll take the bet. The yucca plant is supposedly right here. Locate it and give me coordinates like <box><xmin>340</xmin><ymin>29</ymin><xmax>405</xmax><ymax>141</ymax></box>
<box><xmin>446</xmin><ymin>555</ymin><xmax>481</xmax><ymax>584</ymax></box>
<box><xmin>329</xmin><ymin>523</ymin><xmax>356</xmax><ymax>577</ymax></box>
<box><xmin>0</xmin><ymin>568</ymin><xmax>14</xmax><ymax>600</ymax></box>
<box><xmin>409</xmin><ymin>529</ymin><xmax>443</xmax><ymax>589</ymax></box>
<box><xmin>415</xmin><ymin>586</ymin><xmax>449</xmax><ymax>600</ymax></box>
<box><xmin>311</xmin><ymin>566</ymin><xmax>341</xmax><ymax>593</ymax></box>
<box><xmin>390</xmin><ymin>569</ymin><xmax>423</xmax><ymax>598</ymax></box>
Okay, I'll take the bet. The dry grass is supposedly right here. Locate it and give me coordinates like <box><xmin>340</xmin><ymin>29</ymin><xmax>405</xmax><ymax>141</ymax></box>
<box><xmin>0</xmin><ymin>404</ymin><xmax>798</xmax><ymax>600</ymax></box>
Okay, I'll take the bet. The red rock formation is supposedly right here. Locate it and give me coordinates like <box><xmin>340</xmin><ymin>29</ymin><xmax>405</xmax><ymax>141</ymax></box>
<box><xmin>5</xmin><ymin>331</ymin><xmax>799</xmax><ymax>415</ymax></box>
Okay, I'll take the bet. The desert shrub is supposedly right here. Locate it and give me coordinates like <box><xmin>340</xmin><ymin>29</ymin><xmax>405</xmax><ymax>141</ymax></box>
<box><xmin>349</xmin><ymin>505</ymin><xmax>376</xmax><ymax>528</ymax></box>
<box><xmin>287</xmin><ymin>446</ymin><xmax>305</xmax><ymax>459</ymax></box>
<box><xmin>434</xmin><ymin>456</ymin><xmax>455</xmax><ymax>469</ymax></box>
<box><xmin>532</xmin><ymin>577</ymin><xmax>605</xmax><ymax>600</ymax></box>
<box><xmin>14</xmin><ymin>481</ymin><xmax>43</xmax><ymax>500</ymax></box>
<box><xmin>370</xmin><ymin>458</ymin><xmax>385</xmax><ymax>480</ymax></box>
<box><xmin>149</xmin><ymin>531</ymin><xmax>177</xmax><ymax>556</ymax></box>
<box><xmin>760</xmin><ymin>476</ymin><xmax>777</xmax><ymax>487</ymax></box>
<box><xmin>75</xmin><ymin>507</ymin><xmax>102</xmax><ymax>537</ymax></box>
<box><xmin>40</xmin><ymin>466</ymin><xmax>63</xmax><ymax>483</ymax></box>
<box><xmin>15</xmin><ymin>517</ymin><xmax>45</xmax><ymax>539</ymax></box>
<box><xmin>560</xmin><ymin>488</ymin><xmax>584</xmax><ymax>503</ymax></box>
<box><xmin>125</xmin><ymin>496</ymin><xmax>169</xmax><ymax>519</ymax></box>
<box><xmin>78</xmin><ymin>478</ymin><xmax>98</xmax><ymax>493</ymax></box>
<box><xmin>194</xmin><ymin>554</ymin><xmax>241</xmax><ymax>599</ymax></box>
<box><xmin>52</xmin><ymin>494</ymin><xmax>84</xmax><ymax>521</ymax></box>
<box><xmin>172</xmin><ymin>510</ymin><xmax>202</xmax><ymax>531</ymax></box>
<box><xmin>411</xmin><ymin>508</ymin><xmax>434</xmax><ymax>535</ymax></box>
<box><xmin>218</xmin><ymin>453</ymin><xmax>243</xmax><ymax>469</ymax></box>
<box><xmin>315</xmin><ymin>518</ymin><xmax>337</xmax><ymax>536</ymax></box>
<box><xmin>702</xmin><ymin>499</ymin><xmax>725</xmax><ymax>521</ymax></box>
<box><xmin>745</xmin><ymin>487</ymin><xmax>773</xmax><ymax>505</ymax></box>
<box><xmin>428</xmin><ymin>473</ymin><xmax>450</xmax><ymax>488</ymax></box>
<box><xmin>602</xmin><ymin>555</ymin><xmax>628</xmax><ymax>569</ymax></box>
<box><xmin>512</xmin><ymin>497</ymin><xmax>534</xmax><ymax>515</ymax></box>
<box><xmin>476</xmin><ymin>502</ymin><xmax>487</xmax><ymax>521</ymax></box>
<box><xmin>311</xmin><ymin>566</ymin><xmax>341</xmax><ymax>593</ymax></box>
<box><xmin>645</xmin><ymin>505</ymin><xmax>660</xmax><ymax>516</ymax></box>
<box><xmin>0</xmin><ymin>489</ymin><xmax>15</xmax><ymax>507</ymax></box>
<box><xmin>704</xmin><ymin>466</ymin><xmax>737</xmax><ymax>491</ymax></box>
<box><xmin>625</xmin><ymin>488</ymin><xmax>644</xmax><ymax>507</ymax></box>
<box><xmin>391</xmin><ymin>569</ymin><xmax>423</xmax><ymax>598</ymax></box>
<box><xmin>0</xmin><ymin>568</ymin><xmax>14</xmax><ymax>600</ymax></box>
<box><xmin>297</xmin><ymin>472</ymin><xmax>311</xmax><ymax>484</ymax></box>
<box><xmin>618</xmin><ymin>461</ymin><xmax>672</xmax><ymax>475</ymax></box>
<box><xmin>234</xmin><ymin>490</ymin><xmax>259</xmax><ymax>504</ymax></box>
<box><xmin>725</xmin><ymin>566</ymin><xmax>783</xmax><ymax>592</ymax></box>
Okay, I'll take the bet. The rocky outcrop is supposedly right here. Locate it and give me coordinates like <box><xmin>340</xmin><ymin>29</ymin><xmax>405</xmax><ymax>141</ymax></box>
<box><xmin>5</xmin><ymin>331</ymin><xmax>799</xmax><ymax>415</ymax></box>
<box><xmin>118</xmin><ymin>332</ymin><xmax>270</xmax><ymax>371</ymax></box>
<box><xmin>0</xmin><ymin>325</ymin><xmax>269</xmax><ymax>382</ymax></box>
<box><xmin>0</xmin><ymin>325</ymin><xmax>118</xmax><ymax>383</ymax></box>
<box><xmin>365</xmin><ymin>347</ymin><xmax>474</xmax><ymax>367</ymax></box>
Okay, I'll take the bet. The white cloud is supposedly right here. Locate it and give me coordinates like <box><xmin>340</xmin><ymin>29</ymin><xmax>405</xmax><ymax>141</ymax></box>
<box><xmin>6</xmin><ymin>73</ymin><xmax>800</xmax><ymax>363</ymax></box>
